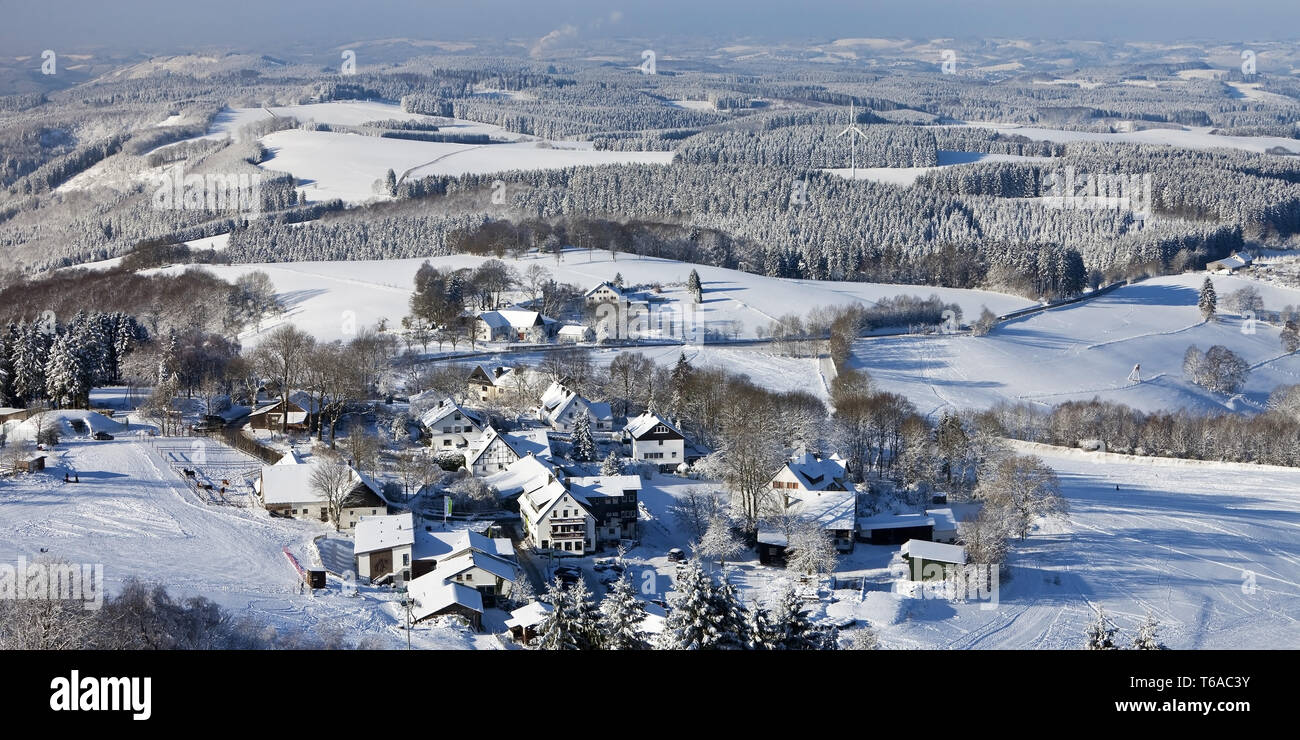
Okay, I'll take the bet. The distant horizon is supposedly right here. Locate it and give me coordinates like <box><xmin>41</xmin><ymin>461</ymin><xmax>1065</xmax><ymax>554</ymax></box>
<box><xmin>5</xmin><ymin>1</ymin><xmax>1300</xmax><ymax>55</ymax></box>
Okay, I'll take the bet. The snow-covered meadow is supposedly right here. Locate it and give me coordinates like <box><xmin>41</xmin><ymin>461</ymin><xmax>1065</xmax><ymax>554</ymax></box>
<box><xmin>156</xmin><ymin>249</ymin><xmax>1034</xmax><ymax>347</ymax></box>
<box><xmin>0</xmin><ymin>411</ymin><xmax>492</xmax><ymax>650</ymax></box>
<box><xmin>849</xmin><ymin>272</ymin><xmax>1300</xmax><ymax>418</ymax></box>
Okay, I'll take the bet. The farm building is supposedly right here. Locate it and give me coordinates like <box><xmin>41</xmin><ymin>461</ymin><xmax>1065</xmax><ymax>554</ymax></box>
<box><xmin>758</xmin><ymin>486</ymin><xmax>858</xmax><ymax>564</ymax></box>
<box><xmin>256</xmin><ymin>461</ymin><xmax>388</xmax><ymax>531</ymax></box>
<box><xmin>557</xmin><ymin>324</ymin><xmax>594</xmax><ymax>343</ymax></box>
<box><xmin>406</xmin><ymin>576</ymin><xmax>484</xmax><ymax>630</ymax></box>
<box><xmin>900</xmin><ymin>539</ymin><xmax>968</xmax><ymax>581</ymax></box>
<box><xmin>1206</xmin><ymin>252</ymin><xmax>1253</xmax><ymax>274</ymax></box>
<box><xmin>14</xmin><ymin>454</ymin><xmax>46</xmax><ymax>473</ymax></box>
<box><xmin>476</xmin><ymin>309</ymin><xmax>558</xmax><ymax>343</ymax></box>
<box><xmin>857</xmin><ymin>512</ymin><xmax>936</xmax><ymax>545</ymax></box>
<box><xmin>504</xmin><ymin>601</ymin><xmax>554</xmax><ymax>645</ymax></box>
<box><xmin>245</xmin><ymin>398</ymin><xmax>308</xmax><ymax>431</ymax></box>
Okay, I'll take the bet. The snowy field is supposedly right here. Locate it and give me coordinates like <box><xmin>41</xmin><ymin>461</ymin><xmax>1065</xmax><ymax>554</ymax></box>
<box><xmin>257</xmin><ymin>130</ymin><xmax>676</xmax><ymax>204</ymax></box>
<box><xmin>949</xmin><ymin>122</ymin><xmax>1300</xmax><ymax>155</ymax></box>
<box><xmin>0</xmin><ymin>412</ymin><xmax>493</xmax><ymax>649</ymax></box>
<box><xmin>584</xmin><ymin>440</ymin><xmax>1300</xmax><ymax>649</ymax></box>
<box><xmin>204</xmin><ymin>101</ymin><xmax>526</xmax><ymax>141</ymax></box>
<box><xmin>849</xmin><ymin>272</ymin><xmax>1300</xmax><ymax>418</ymax></box>
<box><xmin>877</xmin><ymin>441</ymin><xmax>1300</xmax><ymax>649</ymax></box>
<box><xmin>151</xmin><ymin>250</ymin><xmax>1033</xmax><ymax>347</ymax></box>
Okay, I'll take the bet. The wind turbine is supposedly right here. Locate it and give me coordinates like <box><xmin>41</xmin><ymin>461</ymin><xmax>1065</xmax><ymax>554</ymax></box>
<box><xmin>837</xmin><ymin>101</ymin><xmax>867</xmax><ymax>180</ymax></box>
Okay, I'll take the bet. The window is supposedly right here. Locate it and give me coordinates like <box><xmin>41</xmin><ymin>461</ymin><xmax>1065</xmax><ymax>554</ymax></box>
<box><xmin>658</xmin><ymin>439</ymin><xmax>663</xmax><ymax>446</ymax></box>
<box><xmin>443</xmin><ymin>439</ymin><xmax>451</xmax><ymax>446</ymax></box>
<box><xmin>402</xmin><ymin>554</ymin><xmax>410</xmax><ymax>566</ymax></box>
<box><xmin>443</xmin><ymin>426</ymin><xmax>452</xmax><ymax>433</ymax></box>
<box><xmin>463</xmin><ymin>572</ymin><xmax>472</xmax><ymax>582</ymax></box>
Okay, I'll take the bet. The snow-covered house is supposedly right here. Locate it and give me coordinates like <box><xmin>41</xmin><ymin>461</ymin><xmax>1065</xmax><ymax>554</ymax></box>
<box><xmin>406</xmin><ymin>576</ymin><xmax>484</xmax><ymax>630</ymax></box>
<box><xmin>245</xmin><ymin>398</ymin><xmax>308</xmax><ymax>431</ymax></box>
<box><xmin>476</xmin><ymin>309</ymin><xmax>558</xmax><ymax>343</ymax></box>
<box><xmin>1206</xmin><ymin>251</ymin><xmax>1253</xmax><ymax>274</ymax></box>
<box><xmin>557</xmin><ymin>324</ymin><xmax>594</xmax><ymax>343</ymax></box>
<box><xmin>467</xmin><ymin>425</ymin><xmax>552</xmax><ymax>476</ymax></box>
<box><xmin>857</xmin><ymin>512</ymin><xmax>935</xmax><ymax>545</ymax></box>
<box><xmin>900</xmin><ymin>539</ymin><xmax>967</xmax><ymax>581</ymax></box>
<box><xmin>354</xmin><ymin>512</ymin><xmax>517</xmax><ymax>585</ymax></box>
<box><xmin>481</xmin><ymin>454</ymin><xmax>563</xmax><ymax>504</ymax></box>
<box><xmin>467</xmin><ymin>364</ymin><xmax>516</xmax><ymax>402</ymax></box>
<box><xmin>257</xmin><ymin>460</ymin><xmax>388</xmax><ymax>531</ymax></box>
<box><xmin>769</xmin><ymin>451</ymin><xmax>851</xmax><ymax>494</ymax></box>
<box><xmin>504</xmin><ymin>601</ymin><xmax>554</xmax><ymax>644</ymax></box>
<box><xmin>584</xmin><ymin>281</ymin><xmax>629</xmax><ymax>307</ymax></box>
<box><xmin>421</xmin><ymin>549</ymin><xmax>520</xmax><ymax>608</ymax></box>
<box><xmin>536</xmin><ymin>381</ymin><xmax>613</xmax><ymax>433</ymax></box>
<box><xmin>419</xmin><ymin>398</ymin><xmax>487</xmax><ymax>450</ymax></box>
<box><xmin>518</xmin><ymin>478</ymin><xmax>595</xmax><ymax>555</ymax></box>
<box><xmin>623</xmin><ymin>412</ymin><xmax>686</xmax><ymax>471</ymax></box>
<box><xmin>566</xmin><ymin>475</ymin><xmax>642</xmax><ymax>546</ymax></box>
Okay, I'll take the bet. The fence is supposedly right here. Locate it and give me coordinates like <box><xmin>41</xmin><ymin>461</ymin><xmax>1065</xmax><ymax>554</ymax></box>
<box><xmin>213</xmin><ymin>428</ymin><xmax>283</xmax><ymax>465</ymax></box>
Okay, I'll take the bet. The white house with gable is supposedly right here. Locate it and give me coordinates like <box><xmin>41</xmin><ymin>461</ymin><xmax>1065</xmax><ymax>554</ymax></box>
<box><xmin>518</xmin><ymin>478</ymin><xmax>595</xmax><ymax>554</ymax></box>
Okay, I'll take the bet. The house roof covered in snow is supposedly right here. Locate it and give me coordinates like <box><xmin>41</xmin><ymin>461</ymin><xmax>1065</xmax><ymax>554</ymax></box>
<box><xmin>504</xmin><ymin>600</ymin><xmax>553</xmax><ymax>630</ymax></box>
<box><xmin>624</xmin><ymin>412</ymin><xmax>684</xmax><ymax>440</ymax></box>
<box><xmin>777</xmin><ymin>452</ymin><xmax>849</xmax><ymax>491</ymax></box>
<box><xmin>468</xmin><ymin>425</ymin><xmax>552</xmax><ymax>468</ymax></box>
<box><xmin>259</xmin><ymin>461</ymin><xmax>383</xmax><ymax>508</ymax></box>
<box><xmin>858</xmin><ymin>512</ymin><xmax>935</xmax><ymax>530</ymax></box>
<box><xmin>469</xmin><ymin>364</ymin><xmax>515</xmax><ymax>387</ymax></box>
<box><xmin>901</xmin><ymin>539</ymin><xmax>967</xmax><ymax>565</ymax></box>
<box><xmin>481</xmin><ymin>455</ymin><xmax>561</xmax><ymax>499</ymax></box>
<box><xmin>354</xmin><ymin>513</ymin><xmax>416</xmax><ymax>555</ymax></box>
<box><xmin>420</xmin><ymin>528</ymin><xmax>515</xmax><ymax>563</ymax></box>
<box><xmin>566</xmin><ymin>475</ymin><xmax>643</xmax><ymax>499</ymax></box>
<box><xmin>584</xmin><ymin>281</ymin><xmax>628</xmax><ymax>299</ymax></box>
<box><xmin>407</xmin><ymin>575</ymin><xmax>483</xmax><ymax>621</ymax></box>
<box><xmin>419</xmin><ymin>398</ymin><xmax>484</xmax><ymax>431</ymax></box>
<box><xmin>427</xmin><ymin>549</ymin><xmax>519</xmax><ymax>585</ymax></box>
<box><xmin>1207</xmin><ymin>252</ymin><xmax>1253</xmax><ymax>270</ymax></box>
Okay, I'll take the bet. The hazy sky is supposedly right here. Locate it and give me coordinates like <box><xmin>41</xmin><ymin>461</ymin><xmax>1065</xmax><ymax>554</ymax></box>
<box><xmin>3</xmin><ymin>1</ymin><xmax>1298</xmax><ymax>53</ymax></box>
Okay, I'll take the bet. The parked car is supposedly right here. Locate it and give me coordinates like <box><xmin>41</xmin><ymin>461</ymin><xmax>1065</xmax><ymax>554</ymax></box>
<box><xmin>92</xmin><ymin>431</ymin><xmax>114</xmax><ymax>441</ymax></box>
<box><xmin>667</xmin><ymin>548</ymin><xmax>686</xmax><ymax>562</ymax></box>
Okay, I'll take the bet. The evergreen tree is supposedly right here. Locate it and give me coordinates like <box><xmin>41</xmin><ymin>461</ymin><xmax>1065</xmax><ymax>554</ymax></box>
<box><xmin>384</xmin><ymin>168</ymin><xmax>397</xmax><ymax>196</ymax></box>
<box><xmin>656</xmin><ymin>559</ymin><xmax>720</xmax><ymax>650</ymax></box>
<box><xmin>570</xmin><ymin>410</ymin><xmax>597</xmax><ymax>462</ymax></box>
<box><xmin>600</xmin><ymin>450</ymin><xmax>624</xmax><ymax>475</ymax></box>
<box><xmin>1084</xmin><ymin>605</ymin><xmax>1119</xmax><ymax>650</ymax></box>
<box><xmin>707</xmin><ymin>571</ymin><xmax>750</xmax><ymax>648</ymax></box>
<box><xmin>1132</xmin><ymin>611</ymin><xmax>1167</xmax><ymax>650</ymax></box>
<box><xmin>745</xmin><ymin>603</ymin><xmax>779</xmax><ymax>649</ymax></box>
<box><xmin>536</xmin><ymin>578</ymin><xmax>583</xmax><ymax>650</ymax></box>
<box><xmin>597</xmin><ymin>573</ymin><xmax>647</xmax><ymax>650</ymax></box>
<box><xmin>1282</xmin><ymin>319</ymin><xmax>1300</xmax><ymax>354</ymax></box>
<box><xmin>12</xmin><ymin>321</ymin><xmax>50</xmax><ymax>403</ymax></box>
<box><xmin>1199</xmin><ymin>277</ymin><xmax>1218</xmax><ymax>320</ymax></box>
<box><xmin>44</xmin><ymin>332</ymin><xmax>90</xmax><ymax>409</ymax></box>
<box><xmin>669</xmin><ymin>351</ymin><xmax>692</xmax><ymax>416</ymax></box>
<box><xmin>687</xmin><ymin>269</ymin><xmax>703</xmax><ymax>303</ymax></box>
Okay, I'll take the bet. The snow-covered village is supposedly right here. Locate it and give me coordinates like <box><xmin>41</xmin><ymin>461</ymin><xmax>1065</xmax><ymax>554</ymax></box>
<box><xmin>2</xmin><ymin>7</ymin><xmax>1299</xmax><ymax>709</ymax></box>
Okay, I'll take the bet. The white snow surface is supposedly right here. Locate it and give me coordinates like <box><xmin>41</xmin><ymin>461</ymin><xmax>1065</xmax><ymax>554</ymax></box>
<box><xmin>848</xmin><ymin>272</ymin><xmax>1300</xmax><ymax>418</ymax></box>
<box><xmin>150</xmin><ymin>250</ymin><xmax>1032</xmax><ymax>347</ymax></box>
